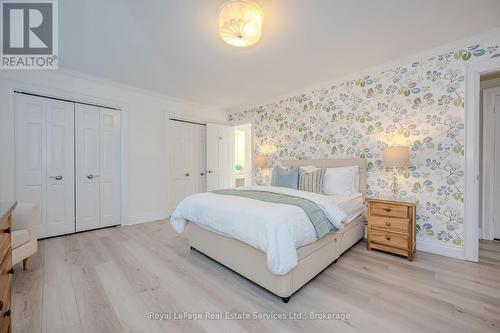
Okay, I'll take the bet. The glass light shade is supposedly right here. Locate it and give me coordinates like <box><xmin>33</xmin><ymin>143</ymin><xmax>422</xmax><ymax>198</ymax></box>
<box><xmin>383</xmin><ymin>146</ymin><xmax>410</xmax><ymax>167</ymax></box>
<box><xmin>219</xmin><ymin>1</ymin><xmax>263</xmax><ymax>48</ymax></box>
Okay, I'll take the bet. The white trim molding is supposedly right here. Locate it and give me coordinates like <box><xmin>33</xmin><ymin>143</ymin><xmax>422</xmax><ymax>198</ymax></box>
<box><xmin>464</xmin><ymin>56</ymin><xmax>500</xmax><ymax>262</ymax></box>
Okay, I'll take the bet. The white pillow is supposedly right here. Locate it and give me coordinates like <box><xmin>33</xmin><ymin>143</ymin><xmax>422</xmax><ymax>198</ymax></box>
<box><xmin>323</xmin><ymin>166</ymin><xmax>359</xmax><ymax>195</ymax></box>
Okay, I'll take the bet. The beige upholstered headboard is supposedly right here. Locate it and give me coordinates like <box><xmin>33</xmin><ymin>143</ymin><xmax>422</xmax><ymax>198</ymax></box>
<box><xmin>280</xmin><ymin>158</ymin><xmax>368</xmax><ymax>196</ymax></box>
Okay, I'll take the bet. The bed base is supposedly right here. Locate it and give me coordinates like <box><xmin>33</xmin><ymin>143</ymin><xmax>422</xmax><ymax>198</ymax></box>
<box><xmin>187</xmin><ymin>216</ymin><xmax>365</xmax><ymax>303</ymax></box>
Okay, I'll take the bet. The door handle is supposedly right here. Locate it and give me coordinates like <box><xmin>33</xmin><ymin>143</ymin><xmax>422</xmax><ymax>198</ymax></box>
<box><xmin>87</xmin><ymin>174</ymin><xmax>99</xmax><ymax>179</ymax></box>
<box><xmin>200</xmin><ymin>172</ymin><xmax>205</xmax><ymax>176</ymax></box>
<box><xmin>185</xmin><ymin>173</ymin><xmax>190</xmax><ymax>177</ymax></box>
<box><xmin>49</xmin><ymin>175</ymin><xmax>63</xmax><ymax>180</ymax></box>
<box><xmin>208</xmin><ymin>170</ymin><xmax>213</xmax><ymax>174</ymax></box>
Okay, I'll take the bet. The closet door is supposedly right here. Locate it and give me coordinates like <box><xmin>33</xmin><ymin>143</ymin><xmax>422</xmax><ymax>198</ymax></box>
<box><xmin>15</xmin><ymin>94</ymin><xmax>48</xmax><ymax>237</ymax></box>
<box><xmin>15</xmin><ymin>94</ymin><xmax>75</xmax><ymax>238</ymax></box>
<box><xmin>46</xmin><ymin>100</ymin><xmax>75</xmax><ymax>236</ymax></box>
<box><xmin>75</xmin><ymin>104</ymin><xmax>100</xmax><ymax>232</ymax></box>
<box><xmin>76</xmin><ymin>106</ymin><xmax>121</xmax><ymax>231</ymax></box>
<box><xmin>194</xmin><ymin>124</ymin><xmax>206</xmax><ymax>193</ymax></box>
<box><xmin>99</xmin><ymin>109</ymin><xmax>121</xmax><ymax>227</ymax></box>
<box><xmin>168</xmin><ymin>121</ymin><xmax>196</xmax><ymax>213</ymax></box>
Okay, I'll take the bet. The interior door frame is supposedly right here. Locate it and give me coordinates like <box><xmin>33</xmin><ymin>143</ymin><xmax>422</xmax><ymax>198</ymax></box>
<box><xmin>481</xmin><ymin>87</ymin><xmax>500</xmax><ymax>240</ymax></box>
<box><xmin>464</xmin><ymin>57</ymin><xmax>500</xmax><ymax>262</ymax></box>
<box><xmin>10</xmin><ymin>86</ymin><xmax>127</xmax><ymax>229</ymax></box>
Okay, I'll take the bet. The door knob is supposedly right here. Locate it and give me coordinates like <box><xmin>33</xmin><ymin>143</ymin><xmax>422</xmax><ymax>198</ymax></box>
<box><xmin>87</xmin><ymin>174</ymin><xmax>99</xmax><ymax>179</ymax></box>
<box><xmin>208</xmin><ymin>170</ymin><xmax>213</xmax><ymax>174</ymax></box>
<box><xmin>200</xmin><ymin>172</ymin><xmax>205</xmax><ymax>176</ymax></box>
<box><xmin>185</xmin><ymin>173</ymin><xmax>190</xmax><ymax>177</ymax></box>
<box><xmin>49</xmin><ymin>175</ymin><xmax>63</xmax><ymax>180</ymax></box>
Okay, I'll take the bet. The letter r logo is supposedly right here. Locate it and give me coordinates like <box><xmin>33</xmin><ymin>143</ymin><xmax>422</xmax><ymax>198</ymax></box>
<box><xmin>2</xmin><ymin>2</ymin><xmax>53</xmax><ymax>54</ymax></box>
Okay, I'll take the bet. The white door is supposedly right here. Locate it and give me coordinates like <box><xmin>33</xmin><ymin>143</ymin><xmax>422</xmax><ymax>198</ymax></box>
<box><xmin>206</xmin><ymin>123</ymin><xmax>235</xmax><ymax>191</ymax></box>
<box><xmin>75</xmin><ymin>104</ymin><xmax>100</xmax><ymax>232</ymax></box>
<box><xmin>15</xmin><ymin>94</ymin><xmax>47</xmax><ymax>237</ymax></box>
<box><xmin>194</xmin><ymin>124</ymin><xmax>207</xmax><ymax>193</ymax></box>
<box><xmin>15</xmin><ymin>94</ymin><xmax>75</xmax><ymax>238</ymax></box>
<box><xmin>76</xmin><ymin>105</ymin><xmax>121</xmax><ymax>231</ymax></box>
<box><xmin>494</xmin><ymin>94</ymin><xmax>500</xmax><ymax>239</ymax></box>
<box><xmin>46</xmin><ymin>99</ymin><xmax>75</xmax><ymax>236</ymax></box>
<box><xmin>99</xmin><ymin>109</ymin><xmax>121</xmax><ymax>227</ymax></box>
<box><xmin>167</xmin><ymin>121</ymin><xmax>196</xmax><ymax>213</ymax></box>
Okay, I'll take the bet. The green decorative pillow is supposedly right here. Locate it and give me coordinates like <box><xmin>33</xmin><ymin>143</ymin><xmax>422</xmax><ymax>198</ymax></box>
<box><xmin>299</xmin><ymin>167</ymin><xmax>325</xmax><ymax>194</ymax></box>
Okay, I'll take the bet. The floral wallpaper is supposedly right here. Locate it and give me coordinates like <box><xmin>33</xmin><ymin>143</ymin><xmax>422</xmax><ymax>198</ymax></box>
<box><xmin>229</xmin><ymin>41</ymin><xmax>500</xmax><ymax>249</ymax></box>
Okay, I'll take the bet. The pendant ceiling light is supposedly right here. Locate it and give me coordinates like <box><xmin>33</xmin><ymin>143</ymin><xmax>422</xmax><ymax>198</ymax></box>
<box><xmin>218</xmin><ymin>1</ymin><xmax>263</xmax><ymax>48</ymax></box>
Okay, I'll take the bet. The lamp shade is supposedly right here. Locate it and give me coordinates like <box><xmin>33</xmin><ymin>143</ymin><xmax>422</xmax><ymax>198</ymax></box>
<box><xmin>219</xmin><ymin>1</ymin><xmax>263</xmax><ymax>48</ymax></box>
<box><xmin>255</xmin><ymin>154</ymin><xmax>269</xmax><ymax>168</ymax></box>
<box><xmin>383</xmin><ymin>146</ymin><xmax>410</xmax><ymax>167</ymax></box>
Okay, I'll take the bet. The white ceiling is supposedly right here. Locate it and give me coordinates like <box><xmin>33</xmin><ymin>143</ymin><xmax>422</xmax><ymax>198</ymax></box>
<box><xmin>60</xmin><ymin>0</ymin><xmax>500</xmax><ymax>112</ymax></box>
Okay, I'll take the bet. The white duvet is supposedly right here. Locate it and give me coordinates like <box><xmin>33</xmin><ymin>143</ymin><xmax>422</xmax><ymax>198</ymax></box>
<box><xmin>170</xmin><ymin>186</ymin><xmax>348</xmax><ymax>275</ymax></box>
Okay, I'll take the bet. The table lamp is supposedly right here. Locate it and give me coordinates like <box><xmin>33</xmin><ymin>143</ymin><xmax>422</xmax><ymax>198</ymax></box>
<box><xmin>383</xmin><ymin>146</ymin><xmax>410</xmax><ymax>197</ymax></box>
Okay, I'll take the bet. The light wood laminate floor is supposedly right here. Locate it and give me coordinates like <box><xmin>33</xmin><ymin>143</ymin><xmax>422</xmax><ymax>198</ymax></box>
<box><xmin>12</xmin><ymin>220</ymin><xmax>500</xmax><ymax>333</ymax></box>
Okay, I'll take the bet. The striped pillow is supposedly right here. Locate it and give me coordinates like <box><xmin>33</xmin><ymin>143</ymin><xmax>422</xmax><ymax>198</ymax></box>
<box><xmin>299</xmin><ymin>167</ymin><xmax>325</xmax><ymax>194</ymax></box>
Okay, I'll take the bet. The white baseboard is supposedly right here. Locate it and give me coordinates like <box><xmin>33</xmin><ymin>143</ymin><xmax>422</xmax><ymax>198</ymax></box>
<box><xmin>127</xmin><ymin>211</ymin><xmax>168</xmax><ymax>226</ymax></box>
<box><xmin>416</xmin><ymin>239</ymin><xmax>465</xmax><ymax>260</ymax></box>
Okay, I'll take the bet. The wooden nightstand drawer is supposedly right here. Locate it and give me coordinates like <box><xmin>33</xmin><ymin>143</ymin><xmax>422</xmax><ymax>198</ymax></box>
<box><xmin>0</xmin><ymin>277</ymin><xmax>10</xmax><ymax>314</ymax></box>
<box><xmin>370</xmin><ymin>229</ymin><xmax>408</xmax><ymax>249</ymax></box>
<box><xmin>370</xmin><ymin>216</ymin><xmax>409</xmax><ymax>233</ymax></box>
<box><xmin>0</xmin><ymin>235</ymin><xmax>9</xmax><ymax>266</ymax></box>
<box><xmin>0</xmin><ymin>202</ymin><xmax>14</xmax><ymax>333</ymax></box>
<box><xmin>0</xmin><ymin>254</ymin><xmax>11</xmax><ymax>298</ymax></box>
<box><xmin>370</xmin><ymin>202</ymin><xmax>408</xmax><ymax>218</ymax></box>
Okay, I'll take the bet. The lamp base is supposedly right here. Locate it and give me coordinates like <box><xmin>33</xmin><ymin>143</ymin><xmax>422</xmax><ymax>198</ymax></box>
<box><xmin>390</xmin><ymin>168</ymin><xmax>400</xmax><ymax>197</ymax></box>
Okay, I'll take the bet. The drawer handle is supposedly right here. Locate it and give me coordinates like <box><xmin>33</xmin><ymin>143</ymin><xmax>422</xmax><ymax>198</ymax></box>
<box><xmin>0</xmin><ymin>227</ymin><xmax>10</xmax><ymax>234</ymax></box>
<box><xmin>7</xmin><ymin>268</ymin><xmax>13</xmax><ymax>275</ymax></box>
<box><xmin>384</xmin><ymin>208</ymin><xmax>391</xmax><ymax>212</ymax></box>
<box><xmin>3</xmin><ymin>309</ymin><xmax>10</xmax><ymax>317</ymax></box>
<box><xmin>385</xmin><ymin>221</ymin><xmax>391</xmax><ymax>227</ymax></box>
<box><xmin>385</xmin><ymin>236</ymin><xmax>391</xmax><ymax>241</ymax></box>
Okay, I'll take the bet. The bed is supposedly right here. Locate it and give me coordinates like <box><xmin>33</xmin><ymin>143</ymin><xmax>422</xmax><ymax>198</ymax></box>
<box><xmin>171</xmin><ymin>158</ymin><xmax>367</xmax><ymax>303</ymax></box>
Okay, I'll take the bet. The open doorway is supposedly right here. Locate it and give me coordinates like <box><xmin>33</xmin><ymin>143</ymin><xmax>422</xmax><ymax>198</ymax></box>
<box><xmin>234</xmin><ymin>123</ymin><xmax>253</xmax><ymax>187</ymax></box>
<box><xmin>480</xmin><ymin>71</ymin><xmax>500</xmax><ymax>243</ymax></box>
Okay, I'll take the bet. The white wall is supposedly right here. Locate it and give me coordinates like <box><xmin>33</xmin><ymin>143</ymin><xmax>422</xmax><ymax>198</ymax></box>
<box><xmin>0</xmin><ymin>70</ymin><xmax>226</xmax><ymax>225</ymax></box>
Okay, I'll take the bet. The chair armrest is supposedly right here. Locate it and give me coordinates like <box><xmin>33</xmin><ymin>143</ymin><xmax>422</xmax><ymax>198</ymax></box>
<box><xmin>12</xmin><ymin>202</ymin><xmax>39</xmax><ymax>240</ymax></box>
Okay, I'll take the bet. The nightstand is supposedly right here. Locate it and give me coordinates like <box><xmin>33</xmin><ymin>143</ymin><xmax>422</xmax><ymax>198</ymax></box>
<box><xmin>366</xmin><ymin>197</ymin><xmax>417</xmax><ymax>261</ymax></box>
